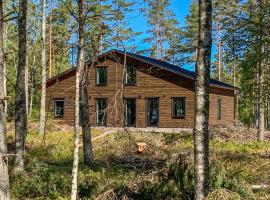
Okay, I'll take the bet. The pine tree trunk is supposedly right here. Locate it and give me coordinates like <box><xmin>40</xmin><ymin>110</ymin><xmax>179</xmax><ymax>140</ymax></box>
<box><xmin>14</xmin><ymin>0</ymin><xmax>28</xmax><ymax>173</ymax></box>
<box><xmin>255</xmin><ymin>71</ymin><xmax>259</xmax><ymax>128</ymax></box>
<box><xmin>25</xmin><ymin>46</ymin><xmax>29</xmax><ymax>117</ymax></box>
<box><xmin>258</xmin><ymin>102</ymin><xmax>265</xmax><ymax>141</ymax></box>
<box><xmin>217</xmin><ymin>14</ymin><xmax>222</xmax><ymax>81</ymax></box>
<box><xmin>258</xmin><ymin>55</ymin><xmax>264</xmax><ymax>141</ymax></box>
<box><xmin>99</xmin><ymin>34</ymin><xmax>103</xmax><ymax>54</ymax></box>
<box><xmin>232</xmin><ymin>29</ymin><xmax>238</xmax><ymax>125</ymax></box>
<box><xmin>217</xmin><ymin>27</ymin><xmax>221</xmax><ymax>81</ymax></box>
<box><xmin>29</xmin><ymin>53</ymin><xmax>36</xmax><ymax>119</ymax></box>
<box><xmin>80</xmin><ymin>65</ymin><xmax>93</xmax><ymax>166</ymax></box>
<box><xmin>39</xmin><ymin>0</ymin><xmax>47</xmax><ymax>137</ymax></box>
<box><xmin>3</xmin><ymin>20</ymin><xmax>7</xmax><ymax>116</ymax></box>
<box><xmin>155</xmin><ymin>24</ymin><xmax>159</xmax><ymax>58</ymax></box>
<box><xmin>160</xmin><ymin>34</ymin><xmax>163</xmax><ymax>59</ymax></box>
<box><xmin>29</xmin><ymin>86</ymin><xmax>34</xmax><ymax>119</ymax></box>
<box><xmin>257</xmin><ymin>0</ymin><xmax>265</xmax><ymax>141</ymax></box>
<box><xmin>0</xmin><ymin>0</ymin><xmax>10</xmax><ymax>198</ymax></box>
<box><xmin>194</xmin><ymin>0</ymin><xmax>212</xmax><ymax>199</ymax></box>
<box><xmin>265</xmin><ymin>97</ymin><xmax>270</xmax><ymax>129</ymax></box>
<box><xmin>233</xmin><ymin>61</ymin><xmax>238</xmax><ymax>125</ymax></box>
<box><xmin>78</xmin><ymin>0</ymin><xmax>93</xmax><ymax>166</ymax></box>
<box><xmin>49</xmin><ymin>0</ymin><xmax>53</xmax><ymax>78</ymax></box>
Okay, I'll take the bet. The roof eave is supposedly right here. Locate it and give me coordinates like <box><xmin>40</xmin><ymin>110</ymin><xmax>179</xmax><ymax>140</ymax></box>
<box><xmin>112</xmin><ymin>49</ymin><xmax>195</xmax><ymax>80</ymax></box>
<box><xmin>112</xmin><ymin>49</ymin><xmax>239</xmax><ymax>91</ymax></box>
<box><xmin>45</xmin><ymin>49</ymin><xmax>240</xmax><ymax>92</ymax></box>
<box><xmin>209</xmin><ymin>84</ymin><xmax>240</xmax><ymax>92</ymax></box>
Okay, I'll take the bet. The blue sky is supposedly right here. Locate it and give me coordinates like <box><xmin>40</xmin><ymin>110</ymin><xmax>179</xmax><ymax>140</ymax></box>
<box><xmin>126</xmin><ymin>0</ymin><xmax>191</xmax><ymax>51</ymax></box>
<box><xmin>125</xmin><ymin>0</ymin><xmax>219</xmax><ymax>71</ymax></box>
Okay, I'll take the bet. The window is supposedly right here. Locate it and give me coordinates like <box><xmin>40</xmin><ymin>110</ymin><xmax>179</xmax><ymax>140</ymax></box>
<box><xmin>96</xmin><ymin>67</ymin><xmax>107</xmax><ymax>86</ymax></box>
<box><xmin>172</xmin><ymin>97</ymin><xmax>185</xmax><ymax>119</ymax></box>
<box><xmin>96</xmin><ymin>98</ymin><xmax>107</xmax><ymax>126</ymax></box>
<box><xmin>124</xmin><ymin>65</ymin><xmax>136</xmax><ymax>85</ymax></box>
<box><xmin>124</xmin><ymin>98</ymin><xmax>136</xmax><ymax>127</ymax></box>
<box><xmin>217</xmin><ymin>99</ymin><xmax>222</xmax><ymax>120</ymax></box>
<box><xmin>53</xmin><ymin>99</ymin><xmax>64</xmax><ymax>118</ymax></box>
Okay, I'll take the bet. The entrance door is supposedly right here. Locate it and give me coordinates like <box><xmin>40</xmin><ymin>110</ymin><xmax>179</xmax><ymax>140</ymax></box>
<box><xmin>96</xmin><ymin>98</ymin><xmax>107</xmax><ymax>126</ymax></box>
<box><xmin>147</xmin><ymin>99</ymin><xmax>159</xmax><ymax>126</ymax></box>
<box><xmin>124</xmin><ymin>98</ymin><xmax>136</xmax><ymax>127</ymax></box>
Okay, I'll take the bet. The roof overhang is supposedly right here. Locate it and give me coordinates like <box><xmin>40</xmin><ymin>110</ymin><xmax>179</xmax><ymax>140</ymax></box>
<box><xmin>104</xmin><ymin>50</ymin><xmax>240</xmax><ymax>92</ymax></box>
<box><xmin>45</xmin><ymin>49</ymin><xmax>240</xmax><ymax>93</ymax></box>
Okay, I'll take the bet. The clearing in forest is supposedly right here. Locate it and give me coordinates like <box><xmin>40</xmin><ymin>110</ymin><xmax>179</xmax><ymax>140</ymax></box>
<box><xmin>7</xmin><ymin>125</ymin><xmax>270</xmax><ymax>200</ymax></box>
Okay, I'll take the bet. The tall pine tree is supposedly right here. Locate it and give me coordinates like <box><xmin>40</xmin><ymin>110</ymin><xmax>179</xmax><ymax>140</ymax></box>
<box><xmin>142</xmin><ymin>0</ymin><xmax>178</xmax><ymax>60</ymax></box>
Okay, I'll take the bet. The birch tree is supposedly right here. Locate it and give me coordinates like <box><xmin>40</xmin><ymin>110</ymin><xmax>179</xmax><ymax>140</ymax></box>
<box><xmin>71</xmin><ymin>0</ymin><xmax>86</xmax><ymax>198</ymax></box>
<box><xmin>70</xmin><ymin>53</ymin><xmax>81</xmax><ymax>200</ymax></box>
<box><xmin>39</xmin><ymin>0</ymin><xmax>47</xmax><ymax>137</ymax></box>
<box><xmin>193</xmin><ymin>0</ymin><xmax>212</xmax><ymax>199</ymax></box>
<box><xmin>64</xmin><ymin>0</ymin><xmax>106</xmax><ymax>170</ymax></box>
<box><xmin>14</xmin><ymin>0</ymin><xmax>28</xmax><ymax>173</ymax></box>
<box><xmin>0</xmin><ymin>0</ymin><xmax>10</xmax><ymax>198</ymax></box>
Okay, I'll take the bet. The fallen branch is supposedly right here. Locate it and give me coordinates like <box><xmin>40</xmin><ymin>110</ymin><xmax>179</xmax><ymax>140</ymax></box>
<box><xmin>95</xmin><ymin>189</ymin><xmax>117</xmax><ymax>200</ymax></box>
<box><xmin>0</xmin><ymin>153</ymin><xmax>16</xmax><ymax>158</ymax></box>
<box><xmin>252</xmin><ymin>161</ymin><xmax>270</xmax><ymax>173</ymax></box>
<box><xmin>91</xmin><ymin>129</ymin><xmax>117</xmax><ymax>142</ymax></box>
<box><xmin>251</xmin><ymin>184</ymin><xmax>270</xmax><ymax>190</ymax></box>
<box><xmin>0</xmin><ymin>96</ymin><xmax>11</xmax><ymax>101</ymax></box>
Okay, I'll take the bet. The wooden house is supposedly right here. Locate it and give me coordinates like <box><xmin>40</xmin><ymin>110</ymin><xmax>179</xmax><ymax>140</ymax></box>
<box><xmin>45</xmin><ymin>49</ymin><xmax>239</xmax><ymax>128</ymax></box>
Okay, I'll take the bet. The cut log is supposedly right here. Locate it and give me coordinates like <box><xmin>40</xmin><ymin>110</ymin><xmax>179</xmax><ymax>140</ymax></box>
<box><xmin>136</xmin><ymin>142</ymin><xmax>146</xmax><ymax>154</ymax></box>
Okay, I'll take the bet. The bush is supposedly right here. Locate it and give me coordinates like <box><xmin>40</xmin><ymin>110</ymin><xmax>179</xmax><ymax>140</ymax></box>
<box><xmin>130</xmin><ymin>154</ymin><xmax>194</xmax><ymax>200</ymax></box>
<box><xmin>78</xmin><ymin>168</ymin><xmax>105</xmax><ymax>199</ymax></box>
<box><xmin>11</xmin><ymin>159</ymin><xmax>70</xmax><ymax>200</ymax></box>
<box><xmin>130</xmin><ymin>154</ymin><xmax>254</xmax><ymax>200</ymax></box>
<box><xmin>211</xmin><ymin>162</ymin><xmax>254</xmax><ymax>199</ymax></box>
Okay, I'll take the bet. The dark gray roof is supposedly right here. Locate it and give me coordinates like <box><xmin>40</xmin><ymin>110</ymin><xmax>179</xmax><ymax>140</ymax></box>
<box><xmin>112</xmin><ymin>49</ymin><xmax>238</xmax><ymax>91</ymax></box>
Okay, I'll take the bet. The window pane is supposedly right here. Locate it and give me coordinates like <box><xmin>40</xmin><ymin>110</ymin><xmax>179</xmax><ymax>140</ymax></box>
<box><xmin>96</xmin><ymin>67</ymin><xmax>107</xmax><ymax>85</ymax></box>
<box><xmin>172</xmin><ymin>98</ymin><xmax>185</xmax><ymax>118</ymax></box>
<box><xmin>148</xmin><ymin>99</ymin><xmax>159</xmax><ymax>126</ymax></box>
<box><xmin>54</xmin><ymin>100</ymin><xmax>64</xmax><ymax>118</ymax></box>
<box><xmin>125</xmin><ymin>99</ymin><xmax>136</xmax><ymax>126</ymax></box>
<box><xmin>96</xmin><ymin>99</ymin><xmax>107</xmax><ymax>125</ymax></box>
<box><xmin>217</xmin><ymin>99</ymin><xmax>221</xmax><ymax>120</ymax></box>
<box><xmin>125</xmin><ymin>65</ymin><xmax>136</xmax><ymax>85</ymax></box>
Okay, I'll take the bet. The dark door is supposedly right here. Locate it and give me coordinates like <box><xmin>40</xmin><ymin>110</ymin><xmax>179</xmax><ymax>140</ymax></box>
<box><xmin>96</xmin><ymin>98</ymin><xmax>107</xmax><ymax>126</ymax></box>
<box><xmin>147</xmin><ymin>99</ymin><xmax>159</xmax><ymax>126</ymax></box>
<box><xmin>124</xmin><ymin>98</ymin><xmax>136</xmax><ymax>127</ymax></box>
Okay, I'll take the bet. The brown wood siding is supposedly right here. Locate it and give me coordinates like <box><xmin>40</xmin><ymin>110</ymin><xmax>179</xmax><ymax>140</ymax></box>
<box><xmin>46</xmin><ymin>75</ymin><xmax>75</xmax><ymax>124</ymax></box>
<box><xmin>46</xmin><ymin>58</ymin><xmax>235</xmax><ymax>128</ymax></box>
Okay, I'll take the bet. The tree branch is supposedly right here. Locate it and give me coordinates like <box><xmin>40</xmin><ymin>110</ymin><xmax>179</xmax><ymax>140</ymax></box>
<box><xmin>3</xmin><ymin>15</ymin><xmax>18</xmax><ymax>22</ymax></box>
<box><xmin>59</xmin><ymin>0</ymin><xmax>78</xmax><ymax>21</ymax></box>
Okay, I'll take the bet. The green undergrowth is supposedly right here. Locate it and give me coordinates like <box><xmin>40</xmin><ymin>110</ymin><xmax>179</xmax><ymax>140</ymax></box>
<box><xmin>8</xmin><ymin>129</ymin><xmax>270</xmax><ymax>199</ymax></box>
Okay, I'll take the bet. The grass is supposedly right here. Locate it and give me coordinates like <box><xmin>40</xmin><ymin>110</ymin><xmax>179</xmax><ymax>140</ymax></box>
<box><xmin>7</xmin><ymin>127</ymin><xmax>270</xmax><ymax>200</ymax></box>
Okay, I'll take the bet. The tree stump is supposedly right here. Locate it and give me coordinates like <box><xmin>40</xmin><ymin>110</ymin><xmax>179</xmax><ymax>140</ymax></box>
<box><xmin>136</xmin><ymin>142</ymin><xmax>146</xmax><ymax>154</ymax></box>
